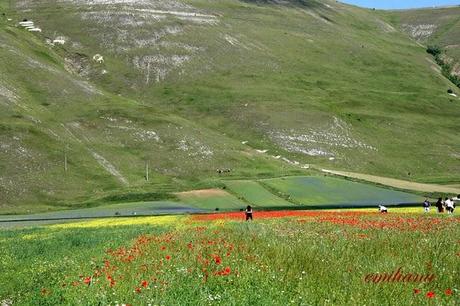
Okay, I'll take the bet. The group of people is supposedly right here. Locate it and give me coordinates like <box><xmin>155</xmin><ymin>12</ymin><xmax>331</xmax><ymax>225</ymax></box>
<box><xmin>423</xmin><ymin>195</ymin><xmax>458</xmax><ymax>214</ymax></box>
<box><xmin>244</xmin><ymin>196</ymin><xmax>458</xmax><ymax>220</ymax></box>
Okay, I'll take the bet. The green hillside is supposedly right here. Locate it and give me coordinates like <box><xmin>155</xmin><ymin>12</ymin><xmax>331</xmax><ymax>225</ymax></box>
<box><xmin>0</xmin><ymin>10</ymin><xmax>292</xmax><ymax>214</ymax></box>
<box><xmin>0</xmin><ymin>0</ymin><xmax>459</xmax><ymax>213</ymax></box>
<box><xmin>382</xmin><ymin>6</ymin><xmax>460</xmax><ymax>83</ymax></box>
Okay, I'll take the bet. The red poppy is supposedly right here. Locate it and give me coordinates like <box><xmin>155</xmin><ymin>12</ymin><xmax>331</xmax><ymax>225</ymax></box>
<box><xmin>165</xmin><ymin>255</ymin><xmax>171</xmax><ymax>260</ymax></box>
<box><xmin>83</xmin><ymin>277</ymin><xmax>91</xmax><ymax>285</ymax></box>
<box><xmin>413</xmin><ymin>289</ymin><xmax>421</xmax><ymax>294</ymax></box>
<box><xmin>214</xmin><ymin>255</ymin><xmax>222</xmax><ymax>265</ymax></box>
<box><xmin>161</xmin><ymin>246</ymin><xmax>166</xmax><ymax>250</ymax></box>
<box><xmin>426</xmin><ymin>291</ymin><xmax>435</xmax><ymax>298</ymax></box>
<box><xmin>135</xmin><ymin>287</ymin><xmax>142</xmax><ymax>293</ymax></box>
<box><xmin>445</xmin><ymin>288</ymin><xmax>452</xmax><ymax>296</ymax></box>
<box><xmin>187</xmin><ymin>242</ymin><xmax>193</xmax><ymax>249</ymax></box>
<box><xmin>141</xmin><ymin>280</ymin><xmax>149</xmax><ymax>288</ymax></box>
<box><xmin>215</xmin><ymin>266</ymin><xmax>231</xmax><ymax>276</ymax></box>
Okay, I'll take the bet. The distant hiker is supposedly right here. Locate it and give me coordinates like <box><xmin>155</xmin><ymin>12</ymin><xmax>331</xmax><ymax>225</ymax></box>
<box><xmin>435</xmin><ymin>198</ymin><xmax>444</xmax><ymax>213</ymax></box>
<box><xmin>378</xmin><ymin>205</ymin><xmax>388</xmax><ymax>213</ymax></box>
<box><xmin>245</xmin><ymin>205</ymin><xmax>253</xmax><ymax>221</ymax></box>
<box><xmin>423</xmin><ymin>199</ymin><xmax>430</xmax><ymax>213</ymax></box>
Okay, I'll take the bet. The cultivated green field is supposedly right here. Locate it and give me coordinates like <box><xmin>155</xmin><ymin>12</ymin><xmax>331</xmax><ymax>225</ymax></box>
<box><xmin>0</xmin><ymin>201</ymin><xmax>201</xmax><ymax>227</ymax></box>
<box><xmin>262</xmin><ymin>176</ymin><xmax>424</xmax><ymax>206</ymax></box>
<box><xmin>0</xmin><ymin>175</ymin><xmax>430</xmax><ymax>229</ymax></box>
<box><xmin>224</xmin><ymin>180</ymin><xmax>292</xmax><ymax>207</ymax></box>
<box><xmin>175</xmin><ymin>189</ymin><xmax>247</xmax><ymax>210</ymax></box>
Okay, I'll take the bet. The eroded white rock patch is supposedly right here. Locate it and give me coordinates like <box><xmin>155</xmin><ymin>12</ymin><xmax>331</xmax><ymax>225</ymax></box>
<box><xmin>134</xmin><ymin>54</ymin><xmax>191</xmax><ymax>83</ymax></box>
<box><xmin>402</xmin><ymin>24</ymin><xmax>436</xmax><ymax>40</ymax></box>
<box><xmin>0</xmin><ymin>81</ymin><xmax>18</xmax><ymax>105</ymax></box>
<box><xmin>269</xmin><ymin>117</ymin><xmax>376</xmax><ymax>158</ymax></box>
<box><xmin>177</xmin><ymin>137</ymin><xmax>214</xmax><ymax>159</ymax></box>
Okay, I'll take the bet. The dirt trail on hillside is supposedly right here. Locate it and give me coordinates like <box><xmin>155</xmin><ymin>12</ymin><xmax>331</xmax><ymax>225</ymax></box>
<box><xmin>321</xmin><ymin>169</ymin><xmax>460</xmax><ymax>194</ymax></box>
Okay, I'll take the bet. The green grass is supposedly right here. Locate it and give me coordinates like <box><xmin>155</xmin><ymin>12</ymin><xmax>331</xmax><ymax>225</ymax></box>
<box><xmin>0</xmin><ymin>20</ymin><xmax>294</xmax><ymax>213</ymax></box>
<box><xmin>0</xmin><ymin>213</ymin><xmax>458</xmax><ymax>305</ymax></box>
<box><xmin>262</xmin><ymin>176</ymin><xmax>423</xmax><ymax>206</ymax></box>
<box><xmin>224</xmin><ymin>180</ymin><xmax>292</xmax><ymax>207</ymax></box>
<box><xmin>0</xmin><ymin>0</ymin><xmax>459</xmax><ymax>213</ymax></box>
<box><xmin>175</xmin><ymin>189</ymin><xmax>247</xmax><ymax>210</ymax></box>
<box><xmin>382</xmin><ymin>6</ymin><xmax>460</xmax><ymax>88</ymax></box>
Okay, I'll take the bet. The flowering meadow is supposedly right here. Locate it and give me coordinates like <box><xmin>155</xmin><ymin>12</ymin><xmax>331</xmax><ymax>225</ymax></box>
<box><xmin>0</xmin><ymin>211</ymin><xmax>459</xmax><ymax>305</ymax></box>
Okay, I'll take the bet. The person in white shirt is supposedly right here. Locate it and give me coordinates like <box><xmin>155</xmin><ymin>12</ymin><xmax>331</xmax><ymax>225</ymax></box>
<box><xmin>378</xmin><ymin>205</ymin><xmax>388</xmax><ymax>213</ymax></box>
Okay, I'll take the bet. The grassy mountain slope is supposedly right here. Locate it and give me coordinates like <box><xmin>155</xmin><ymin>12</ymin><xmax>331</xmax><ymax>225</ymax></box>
<box><xmin>381</xmin><ymin>6</ymin><xmax>460</xmax><ymax>77</ymax></box>
<box><xmin>0</xmin><ymin>0</ymin><xmax>459</xmax><ymax>212</ymax></box>
<box><xmin>0</xmin><ymin>14</ymin><xmax>292</xmax><ymax>213</ymax></box>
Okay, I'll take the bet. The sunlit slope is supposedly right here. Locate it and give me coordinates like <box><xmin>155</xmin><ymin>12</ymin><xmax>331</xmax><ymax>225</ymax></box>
<box><xmin>1</xmin><ymin>0</ymin><xmax>460</xmax><ymax>212</ymax></box>
<box><xmin>0</xmin><ymin>18</ymin><xmax>290</xmax><ymax>213</ymax></box>
<box><xmin>382</xmin><ymin>6</ymin><xmax>460</xmax><ymax>76</ymax></box>
<box><xmin>6</xmin><ymin>0</ymin><xmax>459</xmax><ymax>182</ymax></box>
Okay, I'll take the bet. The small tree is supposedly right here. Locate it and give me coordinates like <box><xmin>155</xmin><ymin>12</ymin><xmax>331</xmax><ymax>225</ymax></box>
<box><xmin>426</xmin><ymin>45</ymin><xmax>441</xmax><ymax>57</ymax></box>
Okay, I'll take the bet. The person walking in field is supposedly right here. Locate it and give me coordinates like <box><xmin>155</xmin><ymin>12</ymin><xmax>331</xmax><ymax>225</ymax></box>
<box><xmin>445</xmin><ymin>198</ymin><xmax>454</xmax><ymax>214</ymax></box>
<box><xmin>245</xmin><ymin>205</ymin><xmax>253</xmax><ymax>221</ymax></box>
<box><xmin>423</xmin><ymin>198</ymin><xmax>430</xmax><ymax>213</ymax></box>
<box><xmin>378</xmin><ymin>205</ymin><xmax>388</xmax><ymax>213</ymax></box>
<box><xmin>443</xmin><ymin>197</ymin><xmax>449</xmax><ymax>213</ymax></box>
<box><xmin>435</xmin><ymin>198</ymin><xmax>444</xmax><ymax>213</ymax></box>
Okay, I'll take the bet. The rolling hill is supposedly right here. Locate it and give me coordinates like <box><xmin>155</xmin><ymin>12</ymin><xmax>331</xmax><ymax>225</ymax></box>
<box><xmin>382</xmin><ymin>5</ymin><xmax>460</xmax><ymax>82</ymax></box>
<box><xmin>0</xmin><ymin>0</ymin><xmax>459</xmax><ymax>213</ymax></box>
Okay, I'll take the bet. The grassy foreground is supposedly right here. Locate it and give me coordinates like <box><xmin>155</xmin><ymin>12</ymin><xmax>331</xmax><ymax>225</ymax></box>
<box><xmin>0</xmin><ymin>211</ymin><xmax>458</xmax><ymax>305</ymax></box>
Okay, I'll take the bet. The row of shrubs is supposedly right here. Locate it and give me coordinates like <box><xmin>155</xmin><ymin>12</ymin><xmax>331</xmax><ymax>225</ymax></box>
<box><xmin>427</xmin><ymin>45</ymin><xmax>460</xmax><ymax>89</ymax></box>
